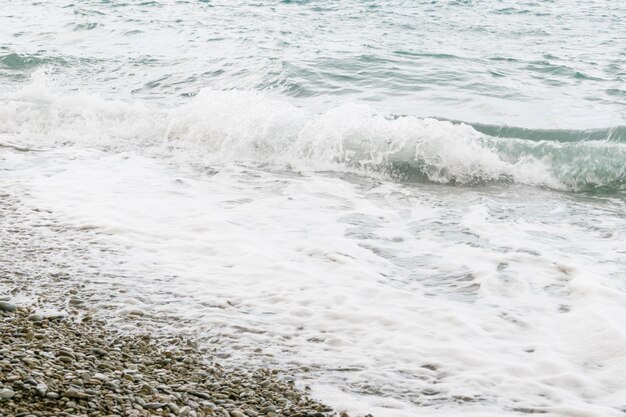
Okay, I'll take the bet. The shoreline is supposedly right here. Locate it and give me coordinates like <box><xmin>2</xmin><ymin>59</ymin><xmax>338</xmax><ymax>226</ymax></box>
<box><xmin>0</xmin><ymin>188</ymin><xmax>365</xmax><ymax>417</ymax></box>
<box><xmin>0</xmin><ymin>302</ymin><xmax>344</xmax><ymax>417</ymax></box>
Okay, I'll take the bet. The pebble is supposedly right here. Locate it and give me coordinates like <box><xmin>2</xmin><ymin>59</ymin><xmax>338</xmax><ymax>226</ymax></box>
<box><xmin>35</xmin><ymin>383</ymin><xmax>47</xmax><ymax>397</ymax></box>
<box><xmin>144</xmin><ymin>402</ymin><xmax>166</xmax><ymax>410</ymax></box>
<box><xmin>190</xmin><ymin>391</ymin><xmax>211</xmax><ymax>400</ymax></box>
<box><xmin>0</xmin><ymin>301</ymin><xmax>17</xmax><ymax>312</ymax></box>
<box><xmin>140</xmin><ymin>383</ymin><xmax>156</xmax><ymax>395</ymax></box>
<box><xmin>68</xmin><ymin>296</ymin><xmax>83</xmax><ymax>305</ymax></box>
<box><xmin>167</xmin><ymin>402</ymin><xmax>180</xmax><ymax>414</ymax></box>
<box><xmin>0</xmin><ymin>388</ymin><xmax>15</xmax><ymax>399</ymax></box>
<box><xmin>63</xmin><ymin>388</ymin><xmax>90</xmax><ymax>399</ymax></box>
<box><xmin>28</xmin><ymin>314</ymin><xmax>43</xmax><ymax>322</ymax></box>
<box><xmin>230</xmin><ymin>409</ymin><xmax>245</xmax><ymax>417</ymax></box>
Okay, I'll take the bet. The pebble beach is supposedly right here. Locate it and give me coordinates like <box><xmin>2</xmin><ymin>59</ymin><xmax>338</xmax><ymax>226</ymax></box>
<box><xmin>0</xmin><ymin>192</ymin><xmax>348</xmax><ymax>417</ymax></box>
<box><xmin>0</xmin><ymin>303</ymin><xmax>340</xmax><ymax>417</ymax></box>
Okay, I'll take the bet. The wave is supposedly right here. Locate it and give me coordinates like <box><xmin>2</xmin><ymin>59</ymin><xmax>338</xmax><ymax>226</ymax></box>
<box><xmin>0</xmin><ymin>53</ymin><xmax>68</xmax><ymax>71</ymax></box>
<box><xmin>1</xmin><ymin>71</ymin><xmax>624</xmax><ymax>194</ymax></box>
<box><xmin>441</xmin><ymin>119</ymin><xmax>626</xmax><ymax>143</ymax></box>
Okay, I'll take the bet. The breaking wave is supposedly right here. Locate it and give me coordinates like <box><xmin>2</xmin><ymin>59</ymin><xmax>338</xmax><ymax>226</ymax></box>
<box><xmin>1</xmin><ymin>72</ymin><xmax>624</xmax><ymax>193</ymax></box>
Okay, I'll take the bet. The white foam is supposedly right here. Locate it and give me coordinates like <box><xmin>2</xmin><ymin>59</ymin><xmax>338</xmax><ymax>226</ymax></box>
<box><xmin>5</xmin><ymin>147</ymin><xmax>626</xmax><ymax>417</ymax></box>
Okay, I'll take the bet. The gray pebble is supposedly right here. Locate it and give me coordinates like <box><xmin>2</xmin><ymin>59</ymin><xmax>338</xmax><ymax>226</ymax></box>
<box><xmin>144</xmin><ymin>402</ymin><xmax>165</xmax><ymax>410</ymax></box>
<box><xmin>167</xmin><ymin>402</ymin><xmax>180</xmax><ymax>414</ymax></box>
<box><xmin>63</xmin><ymin>388</ymin><xmax>90</xmax><ymax>399</ymax></box>
<box><xmin>28</xmin><ymin>314</ymin><xmax>43</xmax><ymax>322</ymax></box>
<box><xmin>139</xmin><ymin>383</ymin><xmax>154</xmax><ymax>395</ymax></box>
<box><xmin>0</xmin><ymin>301</ymin><xmax>16</xmax><ymax>312</ymax></box>
<box><xmin>0</xmin><ymin>388</ymin><xmax>15</xmax><ymax>399</ymax></box>
<box><xmin>35</xmin><ymin>383</ymin><xmax>47</xmax><ymax>397</ymax></box>
<box><xmin>230</xmin><ymin>409</ymin><xmax>245</xmax><ymax>417</ymax></box>
<box><xmin>68</xmin><ymin>296</ymin><xmax>83</xmax><ymax>305</ymax></box>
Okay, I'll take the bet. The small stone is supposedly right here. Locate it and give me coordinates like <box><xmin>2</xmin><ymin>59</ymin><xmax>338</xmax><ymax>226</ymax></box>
<box><xmin>167</xmin><ymin>403</ymin><xmax>180</xmax><ymax>414</ymax></box>
<box><xmin>230</xmin><ymin>409</ymin><xmax>245</xmax><ymax>417</ymax></box>
<box><xmin>189</xmin><ymin>391</ymin><xmax>211</xmax><ymax>400</ymax></box>
<box><xmin>144</xmin><ymin>403</ymin><xmax>165</xmax><ymax>410</ymax></box>
<box><xmin>68</xmin><ymin>296</ymin><xmax>83</xmax><ymax>305</ymax></box>
<box><xmin>140</xmin><ymin>383</ymin><xmax>156</xmax><ymax>395</ymax></box>
<box><xmin>126</xmin><ymin>308</ymin><xmax>145</xmax><ymax>316</ymax></box>
<box><xmin>179</xmin><ymin>406</ymin><xmax>191</xmax><ymax>416</ymax></box>
<box><xmin>28</xmin><ymin>314</ymin><xmax>43</xmax><ymax>322</ymax></box>
<box><xmin>0</xmin><ymin>301</ymin><xmax>16</xmax><ymax>312</ymax></box>
<box><xmin>0</xmin><ymin>388</ymin><xmax>15</xmax><ymax>399</ymax></box>
<box><xmin>63</xmin><ymin>388</ymin><xmax>90</xmax><ymax>400</ymax></box>
<box><xmin>59</xmin><ymin>347</ymin><xmax>75</xmax><ymax>356</ymax></box>
<box><xmin>46</xmin><ymin>392</ymin><xmax>60</xmax><ymax>399</ymax></box>
<box><xmin>36</xmin><ymin>383</ymin><xmax>48</xmax><ymax>396</ymax></box>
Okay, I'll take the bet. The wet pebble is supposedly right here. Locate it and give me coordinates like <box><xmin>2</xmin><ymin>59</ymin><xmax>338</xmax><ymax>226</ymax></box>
<box><xmin>27</xmin><ymin>314</ymin><xmax>43</xmax><ymax>322</ymax></box>
<box><xmin>0</xmin><ymin>301</ymin><xmax>17</xmax><ymax>312</ymax></box>
<box><xmin>0</xmin><ymin>388</ymin><xmax>15</xmax><ymax>399</ymax></box>
<box><xmin>230</xmin><ymin>409</ymin><xmax>245</xmax><ymax>417</ymax></box>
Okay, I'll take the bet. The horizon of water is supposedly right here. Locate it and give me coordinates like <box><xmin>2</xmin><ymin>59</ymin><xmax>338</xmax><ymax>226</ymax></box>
<box><xmin>1</xmin><ymin>1</ymin><xmax>626</xmax><ymax>417</ymax></box>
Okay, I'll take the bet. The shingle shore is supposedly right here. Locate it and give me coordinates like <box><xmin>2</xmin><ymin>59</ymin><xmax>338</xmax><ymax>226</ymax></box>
<box><xmin>0</xmin><ymin>302</ymin><xmax>351</xmax><ymax>417</ymax></box>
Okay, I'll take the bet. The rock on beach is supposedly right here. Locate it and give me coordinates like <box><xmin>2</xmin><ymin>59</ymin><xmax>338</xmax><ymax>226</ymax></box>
<box><xmin>0</xmin><ymin>300</ymin><xmax>16</xmax><ymax>312</ymax></box>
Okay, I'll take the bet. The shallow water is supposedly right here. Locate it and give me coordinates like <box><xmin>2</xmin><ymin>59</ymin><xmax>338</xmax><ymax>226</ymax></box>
<box><xmin>1</xmin><ymin>1</ymin><xmax>626</xmax><ymax>416</ymax></box>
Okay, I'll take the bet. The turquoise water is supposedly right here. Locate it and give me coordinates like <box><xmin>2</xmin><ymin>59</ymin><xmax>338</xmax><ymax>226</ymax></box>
<box><xmin>1</xmin><ymin>0</ymin><xmax>624</xmax><ymax>193</ymax></box>
<box><xmin>2</xmin><ymin>1</ymin><xmax>625</xmax><ymax>124</ymax></box>
<box><xmin>2</xmin><ymin>2</ymin><xmax>626</xmax><ymax>416</ymax></box>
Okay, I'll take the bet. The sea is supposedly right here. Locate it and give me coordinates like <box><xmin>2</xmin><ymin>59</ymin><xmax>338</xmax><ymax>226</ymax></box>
<box><xmin>1</xmin><ymin>1</ymin><xmax>625</xmax><ymax>416</ymax></box>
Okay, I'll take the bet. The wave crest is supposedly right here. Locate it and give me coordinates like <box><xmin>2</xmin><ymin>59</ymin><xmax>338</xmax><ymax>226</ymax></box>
<box><xmin>1</xmin><ymin>72</ymin><xmax>624</xmax><ymax>193</ymax></box>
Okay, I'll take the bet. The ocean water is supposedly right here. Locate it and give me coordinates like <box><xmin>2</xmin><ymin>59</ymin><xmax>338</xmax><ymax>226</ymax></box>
<box><xmin>1</xmin><ymin>1</ymin><xmax>626</xmax><ymax>416</ymax></box>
